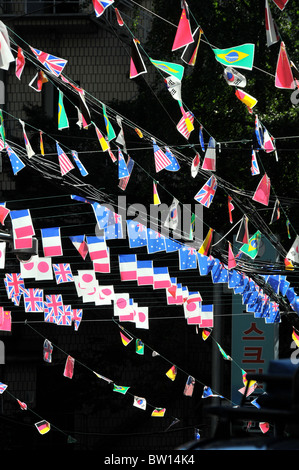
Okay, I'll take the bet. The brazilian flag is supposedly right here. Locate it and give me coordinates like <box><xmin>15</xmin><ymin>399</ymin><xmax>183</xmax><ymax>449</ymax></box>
<box><xmin>240</xmin><ymin>230</ymin><xmax>261</xmax><ymax>259</ymax></box>
<box><xmin>213</xmin><ymin>43</ymin><xmax>255</xmax><ymax>70</ymax></box>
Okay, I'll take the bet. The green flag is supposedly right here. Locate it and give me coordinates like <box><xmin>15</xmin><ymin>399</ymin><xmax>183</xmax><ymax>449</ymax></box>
<box><xmin>149</xmin><ymin>58</ymin><xmax>184</xmax><ymax>81</ymax></box>
<box><xmin>102</xmin><ymin>103</ymin><xmax>116</xmax><ymax>141</ymax></box>
<box><xmin>113</xmin><ymin>384</ymin><xmax>130</xmax><ymax>394</ymax></box>
<box><xmin>212</xmin><ymin>43</ymin><xmax>255</xmax><ymax>70</ymax></box>
<box><xmin>58</xmin><ymin>91</ymin><xmax>69</xmax><ymax>130</ymax></box>
<box><xmin>240</xmin><ymin>230</ymin><xmax>261</xmax><ymax>259</ymax></box>
<box><xmin>0</xmin><ymin>109</ymin><xmax>5</xmax><ymax>144</ymax></box>
<box><xmin>136</xmin><ymin>339</ymin><xmax>144</xmax><ymax>355</ymax></box>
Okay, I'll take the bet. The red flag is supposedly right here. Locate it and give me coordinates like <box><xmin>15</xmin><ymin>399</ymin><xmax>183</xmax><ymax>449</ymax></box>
<box><xmin>228</xmin><ymin>196</ymin><xmax>234</xmax><ymax>223</ymax></box>
<box><xmin>130</xmin><ymin>38</ymin><xmax>147</xmax><ymax>79</ymax></box>
<box><xmin>228</xmin><ymin>242</ymin><xmax>237</xmax><ymax>270</ymax></box>
<box><xmin>172</xmin><ymin>3</ymin><xmax>194</xmax><ymax>51</ymax></box>
<box><xmin>114</xmin><ymin>8</ymin><xmax>124</xmax><ymax>26</ymax></box>
<box><xmin>63</xmin><ymin>355</ymin><xmax>75</xmax><ymax>379</ymax></box>
<box><xmin>252</xmin><ymin>173</ymin><xmax>271</xmax><ymax>206</ymax></box>
<box><xmin>15</xmin><ymin>47</ymin><xmax>25</xmax><ymax>80</ymax></box>
<box><xmin>275</xmin><ymin>41</ymin><xmax>295</xmax><ymax>89</ymax></box>
<box><xmin>271</xmin><ymin>0</ymin><xmax>289</xmax><ymax>10</ymax></box>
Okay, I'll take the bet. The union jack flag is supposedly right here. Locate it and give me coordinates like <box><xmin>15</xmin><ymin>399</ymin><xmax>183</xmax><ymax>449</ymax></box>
<box><xmin>45</xmin><ymin>294</ymin><xmax>64</xmax><ymax>320</ymax></box>
<box><xmin>251</xmin><ymin>150</ymin><xmax>260</xmax><ymax>176</ymax></box>
<box><xmin>30</xmin><ymin>47</ymin><xmax>67</xmax><ymax>77</ymax></box>
<box><xmin>194</xmin><ymin>175</ymin><xmax>217</xmax><ymax>208</ymax></box>
<box><xmin>44</xmin><ymin>303</ymin><xmax>56</xmax><ymax>324</ymax></box>
<box><xmin>72</xmin><ymin>308</ymin><xmax>83</xmax><ymax>331</ymax></box>
<box><xmin>53</xmin><ymin>263</ymin><xmax>74</xmax><ymax>284</ymax></box>
<box><xmin>0</xmin><ymin>382</ymin><xmax>7</xmax><ymax>394</ymax></box>
<box><xmin>23</xmin><ymin>288</ymin><xmax>44</xmax><ymax>312</ymax></box>
<box><xmin>4</xmin><ymin>273</ymin><xmax>25</xmax><ymax>299</ymax></box>
<box><xmin>56</xmin><ymin>304</ymin><xmax>72</xmax><ymax>326</ymax></box>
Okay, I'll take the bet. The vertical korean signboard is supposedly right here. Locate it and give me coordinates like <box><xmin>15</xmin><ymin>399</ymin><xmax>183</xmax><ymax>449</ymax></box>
<box><xmin>231</xmin><ymin>235</ymin><xmax>279</xmax><ymax>405</ymax></box>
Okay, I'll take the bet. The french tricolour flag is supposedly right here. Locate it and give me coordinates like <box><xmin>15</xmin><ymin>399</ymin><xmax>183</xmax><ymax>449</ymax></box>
<box><xmin>69</xmin><ymin>235</ymin><xmax>88</xmax><ymax>259</ymax></box>
<box><xmin>10</xmin><ymin>209</ymin><xmax>35</xmax><ymax>239</ymax></box>
<box><xmin>41</xmin><ymin>227</ymin><xmax>63</xmax><ymax>257</ymax></box>
<box><xmin>119</xmin><ymin>254</ymin><xmax>137</xmax><ymax>281</ymax></box>
<box><xmin>137</xmin><ymin>260</ymin><xmax>154</xmax><ymax>286</ymax></box>
<box><xmin>153</xmin><ymin>266</ymin><xmax>171</xmax><ymax>289</ymax></box>
<box><xmin>86</xmin><ymin>236</ymin><xmax>108</xmax><ymax>261</ymax></box>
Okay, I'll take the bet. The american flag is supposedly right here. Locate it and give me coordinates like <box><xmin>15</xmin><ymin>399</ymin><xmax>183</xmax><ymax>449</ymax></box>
<box><xmin>118</xmin><ymin>156</ymin><xmax>134</xmax><ymax>191</ymax></box>
<box><xmin>152</xmin><ymin>139</ymin><xmax>171</xmax><ymax>172</ymax></box>
<box><xmin>23</xmin><ymin>288</ymin><xmax>43</xmax><ymax>312</ymax></box>
<box><xmin>53</xmin><ymin>263</ymin><xmax>74</xmax><ymax>284</ymax></box>
<box><xmin>194</xmin><ymin>175</ymin><xmax>217</xmax><ymax>208</ymax></box>
<box><xmin>56</xmin><ymin>142</ymin><xmax>74</xmax><ymax>176</ymax></box>
<box><xmin>176</xmin><ymin>111</ymin><xmax>194</xmax><ymax>139</ymax></box>
<box><xmin>30</xmin><ymin>47</ymin><xmax>67</xmax><ymax>77</ymax></box>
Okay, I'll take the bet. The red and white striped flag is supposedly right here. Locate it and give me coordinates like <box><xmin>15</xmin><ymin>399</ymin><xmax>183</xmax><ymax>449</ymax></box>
<box><xmin>56</xmin><ymin>142</ymin><xmax>74</xmax><ymax>176</ymax></box>
<box><xmin>152</xmin><ymin>139</ymin><xmax>171</xmax><ymax>172</ymax></box>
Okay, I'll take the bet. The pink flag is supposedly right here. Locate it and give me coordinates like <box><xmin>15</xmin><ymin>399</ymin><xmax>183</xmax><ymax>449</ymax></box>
<box><xmin>228</xmin><ymin>196</ymin><xmax>234</xmax><ymax>223</ymax></box>
<box><xmin>252</xmin><ymin>173</ymin><xmax>271</xmax><ymax>206</ymax></box>
<box><xmin>16</xmin><ymin>47</ymin><xmax>25</xmax><ymax>80</ymax></box>
<box><xmin>228</xmin><ymin>242</ymin><xmax>237</xmax><ymax>270</ymax></box>
<box><xmin>275</xmin><ymin>42</ymin><xmax>295</xmax><ymax>89</ymax></box>
<box><xmin>63</xmin><ymin>355</ymin><xmax>75</xmax><ymax>379</ymax></box>
<box><xmin>172</xmin><ymin>3</ymin><xmax>194</xmax><ymax>51</ymax></box>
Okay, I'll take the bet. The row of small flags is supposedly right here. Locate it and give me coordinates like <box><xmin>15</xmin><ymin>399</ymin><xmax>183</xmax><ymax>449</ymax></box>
<box><xmin>2</xmin><ymin>200</ymin><xmax>299</xmax><ymax>327</ymax></box>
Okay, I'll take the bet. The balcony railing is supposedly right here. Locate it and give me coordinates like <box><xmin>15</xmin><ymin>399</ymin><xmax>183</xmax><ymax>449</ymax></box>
<box><xmin>0</xmin><ymin>1</ymin><xmax>91</xmax><ymax>16</ymax></box>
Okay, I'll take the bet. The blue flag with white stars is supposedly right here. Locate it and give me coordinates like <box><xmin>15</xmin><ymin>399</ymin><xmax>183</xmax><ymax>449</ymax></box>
<box><xmin>127</xmin><ymin>220</ymin><xmax>147</xmax><ymax>248</ymax></box>
<box><xmin>179</xmin><ymin>246</ymin><xmax>197</xmax><ymax>270</ymax></box>
<box><xmin>146</xmin><ymin>228</ymin><xmax>166</xmax><ymax>253</ymax></box>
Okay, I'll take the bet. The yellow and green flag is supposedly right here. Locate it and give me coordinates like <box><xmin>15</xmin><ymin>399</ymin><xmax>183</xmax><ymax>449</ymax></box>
<box><xmin>149</xmin><ymin>58</ymin><xmax>184</xmax><ymax>81</ymax></box>
<box><xmin>240</xmin><ymin>230</ymin><xmax>261</xmax><ymax>259</ymax></box>
<box><xmin>113</xmin><ymin>384</ymin><xmax>130</xmax><ymax>394</ymax></box>
<box><xmin>58</xmin><ymin>90</ymin><xmax>69</xmax><ymax>130</ymax></box>
<box><xmin>102</xmin><ymin>103</ymin><xmax>116</xmax><ymax>141</ymax></box>
<box><xmin>213</xmin><ymin>43</ymin><xmax>255</xmax><ymax>70</ymax></box>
